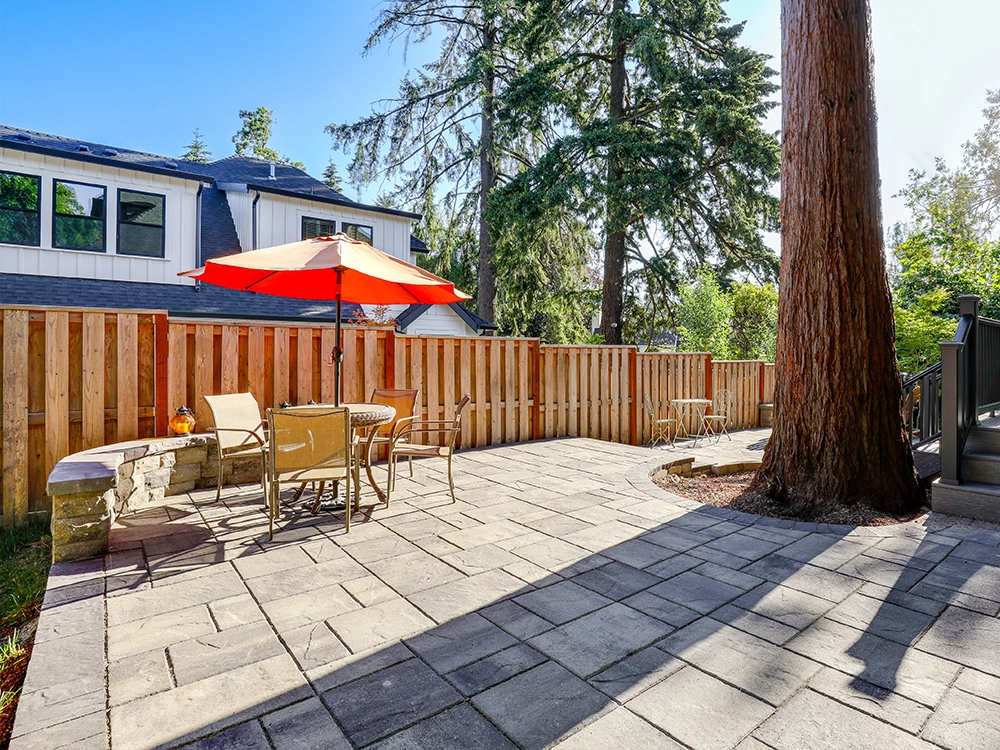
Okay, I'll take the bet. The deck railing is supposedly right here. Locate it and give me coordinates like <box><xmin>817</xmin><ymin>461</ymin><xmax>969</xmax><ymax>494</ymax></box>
<box><xmin>0</xmin><ymin>305</ymin><xmax>777</xmax><ymax>522</ymax></box>
<box><xmin>939</xmin><ymin>295</ymin><xmax>1000</xmax><ymax>484</ymax></box>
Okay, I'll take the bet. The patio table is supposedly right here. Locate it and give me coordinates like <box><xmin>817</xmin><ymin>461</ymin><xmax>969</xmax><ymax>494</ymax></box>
<box><xmin>288</xmin><ymin>402</ymin><xmax>396</xmax><ymax>506</ymax></box>
<box><xmin>671</xmin><ymin>398</ymin><xmax>712</xmax><ymax>445</ymax></box>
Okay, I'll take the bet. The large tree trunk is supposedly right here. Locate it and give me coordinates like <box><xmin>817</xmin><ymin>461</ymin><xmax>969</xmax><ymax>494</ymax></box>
<box><xmin>754</xmin><ymin>0</ymin><xmax>922</xmax><ymax>512</ymax></box>
<box><xmin>599</xmin><ymin>0</ymin><xmax>628</xmax><ymax>345</ymax></box>
<box><xmin>477</xmin><ymin>22</ymin><xmax>498</xmax><ymax>324</ymax></box>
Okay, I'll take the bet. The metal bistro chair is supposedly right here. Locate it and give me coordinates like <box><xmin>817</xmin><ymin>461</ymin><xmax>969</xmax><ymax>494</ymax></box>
<box><xmin>643</xmin><ymin>394</ymin><xmax>676</xmax><ymax>448</ymax></box>
<box><xmin>203</xmin><ymin>393</ymin><xmax>268</xmax><ymax>504</ymax></box>
<box><xmin>361</xmin><ymin>388</ymin><xmax>420</xmax><ymax>497</ymax></box>
<box><xmin>388</xmin><ymin>394</ymin><xmax>471</xmax><ymax>504</ymax></box>
<box><xmin>703</xmin><ymin>388</ymin><xmax>734</xmax><ymax>442</ymax></box>
<box><xmin>266</xmin><ymin>406</ymin><xmax>352</xmax><ymax>540</ymax></box>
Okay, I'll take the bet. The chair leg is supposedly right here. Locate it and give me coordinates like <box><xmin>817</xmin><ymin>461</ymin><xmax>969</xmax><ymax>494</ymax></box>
<box><xmin>216</xmin><ymin>453</ymin><xmax>224</xmax><ymax>503</ymax></box>
<box><xmin>345</xmin><ymin>470</ymin><xmax>351</xmax><ymax>534</ymax></box>
<box><xmin>409</xmin><ymin>456</ymin><xmax>413</xmax><ymax>477</ymax></box>
<box><xmin>268</xmin><ymin>479</ymin><xmax>276</xmax><ymax>541</ymax></box>
<box><xmin>447</xmin><ymin>453</ymin><xmax>456</xmax><ymax>503</ymax></box>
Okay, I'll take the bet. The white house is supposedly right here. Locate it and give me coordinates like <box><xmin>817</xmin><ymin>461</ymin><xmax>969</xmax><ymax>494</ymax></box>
<box><xmin>0</xmin><ymin>125</ymin><xmax>494</xmax><ymax>336</ymax></box>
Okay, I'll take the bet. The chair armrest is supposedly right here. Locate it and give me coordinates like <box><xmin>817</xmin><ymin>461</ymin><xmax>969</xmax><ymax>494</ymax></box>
<box><xmin>389</xmin><ymin>415</ymin><xmax>418</xmax><ymax>440</ymax></box>
<box><xmin>391</xmin><ymin>421</ymin><xmax>460</xmax><ymax>447</ymax></box>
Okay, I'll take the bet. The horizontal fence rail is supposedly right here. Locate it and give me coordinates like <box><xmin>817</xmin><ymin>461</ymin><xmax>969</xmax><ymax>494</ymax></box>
<box><xmin>1</xmin><ymin>306</ymin><xmax>777</xmax><ymax>522</ymax></box>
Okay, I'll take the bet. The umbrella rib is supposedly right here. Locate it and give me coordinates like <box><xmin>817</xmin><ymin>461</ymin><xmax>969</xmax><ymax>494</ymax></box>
<box><xmin>243</xmin><ymin>271</ymin><xmax>280</xmax><ymax>293</ymax></box>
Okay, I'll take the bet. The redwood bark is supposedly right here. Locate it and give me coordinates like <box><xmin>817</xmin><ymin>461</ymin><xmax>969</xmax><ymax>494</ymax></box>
<box><xmin>753</xmin><ymin>0</ymin><xmax>922</xmax><ymax>512</ymax></box>
<box><xmin>599</xmin><ymin>0</ymin><xmax>628</xmax><ymax>345</ymax></box>
<box><xmin>477</xmin><ymin>22</ymin><xmax>498</xmax><ymax>324</ymax></box>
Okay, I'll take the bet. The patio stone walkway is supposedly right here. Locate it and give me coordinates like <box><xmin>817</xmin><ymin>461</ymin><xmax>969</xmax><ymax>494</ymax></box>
<box><xmin>15</xmin><ymin>430</ymin><xmax>1000</xmax><ymax>749</ymax></box>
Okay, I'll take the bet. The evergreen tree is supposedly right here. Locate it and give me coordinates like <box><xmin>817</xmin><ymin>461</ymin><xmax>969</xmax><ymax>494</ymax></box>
<box><xmin>322</xmin><ymin>160</ymin><xmax>344</xmax><ymax>193</ymax></box>
<box><xmin>493</xmin><ymin>0</ymin><xmax>781</xmax><ymax>344</ymax></box>
<box><xmin>180</xmin><ymin>128</ymin><xmax>212</xmax><ymax>163</ymax></box>
<box><xmin>232</xmin><ymin>107</ymin><xmax>304</xmax><ymax>169</ymax></box>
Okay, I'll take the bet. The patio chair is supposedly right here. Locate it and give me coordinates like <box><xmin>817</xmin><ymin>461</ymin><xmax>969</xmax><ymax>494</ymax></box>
<box><xmin>266</xmin><ymin>406</ymin><xmax>352</xmax><ymax>539</ymax></box>
<box><xmin>643</xmin><ymin>394</ymin><xmax>676</xmax><ymax>448</ymax></box>
<box><xmin>203</xmin><ymin>393</ymin><xmax>268</xmax><ymax>504</ymax></box>
<box><xmin>388</xmin><ymin>394</ymin><xmax>471</xmax><ymax>504</ymax></box>
<box><xmin>361</xmin><ymin>388</ymin><xmax>421</xmax><ymax>490</ymax></box>
<box><xmin>703</xmin><ymin>388</ymin><xmax>733</xmax><ymax>442</ymax></box>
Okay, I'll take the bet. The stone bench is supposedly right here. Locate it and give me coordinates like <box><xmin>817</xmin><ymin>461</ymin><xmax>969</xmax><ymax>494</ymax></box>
<box><xmin>48</xmin><ymin>435</ymin><xmax>262</xmax><ymax>562</ymax></box>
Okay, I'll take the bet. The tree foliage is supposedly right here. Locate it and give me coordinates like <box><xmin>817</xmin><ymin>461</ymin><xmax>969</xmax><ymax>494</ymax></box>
<box><xmin>180</xmin><ymin>128</ymin><xmax>212</xmax><ymax>163</ymax></box>
<box><xmin>493</xmin><ymin>0</ymin><xmax>781</xmax><ymax>343</ymax></box>
<box><xmin>232</xmin><ymin>107</ymin><xmax>304</xmax><ymax>168</ymax></box>
<box><xmin>322</xmin><ymin>160</ymin><xmax>344</xmax><ymax>192</ymax></box>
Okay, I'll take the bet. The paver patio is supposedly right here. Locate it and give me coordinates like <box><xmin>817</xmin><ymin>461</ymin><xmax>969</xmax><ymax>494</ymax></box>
<box><xmin>14</xmin><ymin>430</ymin><xmax>1000</xmax><ymax>749</ymax></box>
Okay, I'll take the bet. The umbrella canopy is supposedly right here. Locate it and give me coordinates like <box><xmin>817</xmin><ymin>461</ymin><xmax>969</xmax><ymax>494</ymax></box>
<box><xmin>181</xmin><ymin>233</ymin><xmax>472</xmax><ymax>407</ymax></box>
<box><xmin>181</xmin><ymin>233</ymin><xmax>470</xmax><ymax>305</ymax></box>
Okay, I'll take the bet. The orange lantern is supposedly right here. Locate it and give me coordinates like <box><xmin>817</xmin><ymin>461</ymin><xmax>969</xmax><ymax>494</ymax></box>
<box><xmin>169</xmin><ymin>405</ymin><xmax>196</xmax><ymax>435</ymax></box>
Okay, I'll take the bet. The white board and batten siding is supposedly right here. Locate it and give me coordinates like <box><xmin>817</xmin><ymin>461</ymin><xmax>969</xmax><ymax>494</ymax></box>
<box><xmin>226</xmin><ymin>190</ymin><xmax>417</xmax><ymax>263</ymax></box>
<box><xmin>377</xmin><ymin>302</ymin><xmax>477</xmax><ymax>337</ymax></box>
<box><xmin>0</xmin><ymin>147</ymin><xmax>200</xmax><ymax>285</ymax></box>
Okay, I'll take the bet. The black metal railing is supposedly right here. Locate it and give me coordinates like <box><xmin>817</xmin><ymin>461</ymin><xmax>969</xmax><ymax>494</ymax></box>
<box><xmin>939</xmin><ymin>295</ymin><xmax>1000</xmax><ymax>485</ymax></box>
<box><xmin>902</xmin><ymin>362</ymin><xmax>942</xmax><ymax>448</ymax></box>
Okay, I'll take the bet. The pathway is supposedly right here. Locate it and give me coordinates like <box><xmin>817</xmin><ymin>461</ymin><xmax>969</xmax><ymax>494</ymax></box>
<box><xmin>14</xmin><ymin>430</ymin><xmax>1000</xmax><ymax>750</ymax></box>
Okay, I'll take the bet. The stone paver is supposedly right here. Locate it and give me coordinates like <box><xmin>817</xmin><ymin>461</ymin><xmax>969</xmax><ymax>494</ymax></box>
<box><xmin>16</xmin><ymin>428</ymin><xmax>1000</xmax><ymax>749</ymax></box>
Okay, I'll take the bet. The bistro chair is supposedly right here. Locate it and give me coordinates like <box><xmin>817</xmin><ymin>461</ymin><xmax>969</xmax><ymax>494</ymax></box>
<box><xmin>265</xmin><ymin>406</ymin><xmax>352</xmax><ymax>540</ymax></box>
<box><xmin>643</xmin><ymin>394</ymin><xmax>676</xmax><ymax>448</ymax></box>
<box><xmin>388</xmin><ymin>394</ymin><xmax>471</xmax><ymax>504</ymax></box>
<box><xmin>203</xmin><ymin>393</ymin><xmax>268</xmax><ymax>504</ymax></box>
<box><xmin>361</xmin><ymin>388</ymin><xmax>420</xmax><ymax>491</ymax></box>
<box><xmin>703</xmin><ymin>388</ymin><xmax>734</xmax><ymax>442</ymax></box>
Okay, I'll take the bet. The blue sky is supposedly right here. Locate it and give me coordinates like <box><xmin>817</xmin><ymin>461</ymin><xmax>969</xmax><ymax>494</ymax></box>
<box><xmin>1</xmin><ymin>0</ymin><xmax>997</xmax><ymax>232</ymax></box>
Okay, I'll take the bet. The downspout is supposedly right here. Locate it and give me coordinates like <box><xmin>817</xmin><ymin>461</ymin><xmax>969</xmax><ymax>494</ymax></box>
<box><xmin>251</xmin><ymin>190</ymin><xmax>261</xmax><ymax>251</ymax></box>
<box><xmin>194</xmin><ymin>182</ymin><xmax>204</xmax><ymax>290</ymax></box>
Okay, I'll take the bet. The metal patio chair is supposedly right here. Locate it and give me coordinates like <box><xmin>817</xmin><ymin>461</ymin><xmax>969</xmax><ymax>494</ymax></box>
<box><xmin>643</xmin><ymin>393</ymin><xmax>676</xmax><ymax>448</ymax></box>
<box><xmin>388</xmin><ymin>394</ymin><xmax>471</xmax><ymax>504</ymax></box>
<box><xmin>203</xmin><ymin>393</ymin><xmax>268</xmax><ymax>504</ymax></box>
<box><xmin>703</xmin><ymin>388</ymin><xmax>734</xmax><ymax>442</ymax></box>
<box><xmin>265</xmin><ymin>406</ymin><xmax>352</xmax><ymax>539</ymax></box>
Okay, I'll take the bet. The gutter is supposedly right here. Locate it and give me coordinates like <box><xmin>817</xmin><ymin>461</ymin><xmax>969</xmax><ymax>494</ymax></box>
<box><xmin>251</xmin><ymin>190</ymin><xmax>261</xmax><ymax>251</ymax></box>
<box><xmin>194</xmin><ymin>183</ymin><xmax>204</xmax><ymax>290</ymax></box>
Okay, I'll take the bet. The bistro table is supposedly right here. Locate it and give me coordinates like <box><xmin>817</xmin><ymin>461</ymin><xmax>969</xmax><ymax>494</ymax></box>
<box><xmin>670</xmin><ymin>398</ymin><xmax>712</xmax><ymax>445</ymax></box>
<box><xmin>287</xmin><ymin>402</ymin><xmax>396</xmax><ymax>508</ymax></box>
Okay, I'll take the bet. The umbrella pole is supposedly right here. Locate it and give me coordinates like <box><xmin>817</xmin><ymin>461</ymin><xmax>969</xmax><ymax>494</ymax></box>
<box><xmin>333</xmin><ymin>268</ymin><xmax>344</xmax><ymax>407</ymax></box>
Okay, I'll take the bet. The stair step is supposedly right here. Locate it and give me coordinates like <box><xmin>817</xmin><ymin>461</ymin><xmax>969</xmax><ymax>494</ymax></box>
<box><xmin>961</xmin><ymin>452</ymin><xmax>1000</xmax><ymax>484</ymax></box>
<box><xmin>932</xmin><ymin>479</ymin><xmax>1000</xmax><ymax>523</ymax></box>
<box><xmin>965</xmin><ymin>425</ymin><xmax>1000</xmax><ymax>453</ymax></box>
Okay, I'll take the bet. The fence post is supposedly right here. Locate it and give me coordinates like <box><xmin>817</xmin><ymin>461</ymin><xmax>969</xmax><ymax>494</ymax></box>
<box><xmin>2</xmin><ymin>309</ymin><xmax>30</xmax><ymax>526</ymax></box>
<box><xmin>154</xmin><ymin>313</ymin><xmax>170</xmax><ymax>436</ymax></box>
<box><xmin>628</xmin><ymin>348</ymin><xmax>638</xmax><ymax>445</ymax></box>
<box><xmin>704</xmin><ymin>354</ymin><xmax>714</xmax><ymax>402</ymax></box>
<box><xmin>530</xmin><ymin>340</ymin><xmax>542</xmax><ymax>440</ymax></box>
<box><xmin>384</xmin><ymin>329</ymin><xmax>396</xmax><ymax>389</ymax></box>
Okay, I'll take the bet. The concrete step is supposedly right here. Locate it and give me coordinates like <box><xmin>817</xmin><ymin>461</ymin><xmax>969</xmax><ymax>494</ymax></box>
<box><xmin>961</xmin><ymin>451</ymin><xmax>1000</xmax><ymax>484</ymax></box>
<box><xmin>933</xmin><ymin>479</ymin><xmax>1000</xmax><ymax>523</ymax></box>
<box><xmin>965</xmin><ymin>425</ymin><xmax>1000</xmax><ymax>453</ymax></box>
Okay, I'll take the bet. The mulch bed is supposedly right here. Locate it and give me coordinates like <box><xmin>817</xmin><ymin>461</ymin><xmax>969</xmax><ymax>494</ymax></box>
<box><xmin>0</xmin><ymin>615</ymin><xmax>37</xmax><ymax>750</ymax></box>
<box><xmin>655</xmin><ymin>470</ymin><xmax>927</xmax><ymax>526</ymax></box>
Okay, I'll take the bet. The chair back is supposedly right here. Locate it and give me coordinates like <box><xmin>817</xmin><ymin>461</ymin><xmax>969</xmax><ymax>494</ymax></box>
<box><xmin>204</xmin><ymin>393</ymin><xmax>264</xmax><ymax>452</ymax></box>
<box><xmin>370</xmin><ymin>388</ymin><xmax>420</xmax><ymax>436</ymax></box>
<box><xmin>450</xmin><ymin>394</ymin><xmax>472</xmax><ymax>448</ymax></box>
<box><xmin>643</xmin><ymin>393</ymin><xmax>657</xmax><ymax>419</ymax></box>
<box><xmin>266</xmin><ymin>407</ymin><xmax>350</xmax><ymax>475</ymax></box>
<box><xmin>713</xmin><ymin>389</ymin><xmax>733</xmax><ymax>416</ymax></box>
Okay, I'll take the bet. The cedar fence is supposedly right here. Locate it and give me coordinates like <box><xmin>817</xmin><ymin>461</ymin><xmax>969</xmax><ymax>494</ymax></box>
<box><xmin>0</xmin><ymin>306</ymin><xmax>775</xmax><ymax>523</ymax></box>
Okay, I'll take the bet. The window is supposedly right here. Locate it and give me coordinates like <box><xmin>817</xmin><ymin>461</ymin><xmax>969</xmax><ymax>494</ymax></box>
<box><xmin>302</xmin><ymin>216</ymin><xmax>335</xmax><ymax>240</ymax></box>
<box><xmin>117</xmin><ymin>189</ymin><xmax>165</xmax><ymax>257</ymax></box>
<box><xmin>0</xmin><ymin>171</ymin><xmax>41</xmax><ymax>246</ymax></box>
<box><xmin>342</xmin><ymin>222</ymin><xmax>373</xmax><ymax>244</ymax></box>
<box><xmin>53</xmin><ymin>180</ymin><xmax>106</xmax><ymax>251</ymax></box>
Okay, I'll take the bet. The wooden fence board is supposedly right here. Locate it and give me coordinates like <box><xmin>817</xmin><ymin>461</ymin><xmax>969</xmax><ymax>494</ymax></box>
<box><xmin>489</xmin><ymin>339</ymin><xmax>501</xmax><ymax>445</ymax></box>
<box><xmin>194</xmin><ymin>324</ymin><xmax>214</xmax><ymax>428</ymax></box>
<box><xmin>220</xmin><ymin>325</ymin><xmax>239</xmax><ymax>396</ymax></box>
<box><xmin>81</xmin><ymin>312</ymin><xmax>105</xmax><ymax>451</ymax></box>
<box><xmin>297</xmin><ymin>328</ymin><xmax>314</xmax><ymax>405</ymax></box>
<box><xmin>116</xmin><ymin>313</ymin><xmax>139</xmax><ymax>442</ymax></box>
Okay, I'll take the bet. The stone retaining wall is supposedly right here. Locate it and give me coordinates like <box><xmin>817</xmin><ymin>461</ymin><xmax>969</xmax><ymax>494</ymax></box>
<box><xmin>47</xmin><ymin>435</ymin><xmax>263</xmax><ymax>563</ymax></box>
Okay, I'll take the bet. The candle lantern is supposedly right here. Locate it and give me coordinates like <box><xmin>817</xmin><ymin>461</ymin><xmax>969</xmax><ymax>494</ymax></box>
<box><xmin>169</xmin><ymin>405</ymin><xmax>196</xmax><ymax>435</ymax></box>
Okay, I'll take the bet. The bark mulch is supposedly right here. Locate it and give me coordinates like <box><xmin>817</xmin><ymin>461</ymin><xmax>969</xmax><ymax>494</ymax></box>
<box><xmin>655</xmin><ymin>470</ymin><xmax>927</xmax><ymax>526</ymax></box>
